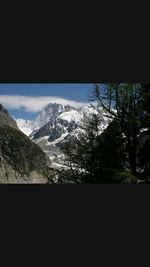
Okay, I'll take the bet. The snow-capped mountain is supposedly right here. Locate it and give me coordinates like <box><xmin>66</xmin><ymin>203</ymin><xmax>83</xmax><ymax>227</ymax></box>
<box><xmin>15</xmin><ymin>103</ymin><xmax>112</xmax><ymax>165</ymax></box>
<box><xmin>31</xmin><ymin>107</ymin><xmax>83</xmax><ymax>141</ymax></box>
<box><xmin>16</xmin><ymin>103</ymin><xmax>74</xmax><ymax>136</ymax></box>
<box><xmin>35</xmin><ymin>103</ymin><xmax>75</xmax><ymax>128</ymax></box>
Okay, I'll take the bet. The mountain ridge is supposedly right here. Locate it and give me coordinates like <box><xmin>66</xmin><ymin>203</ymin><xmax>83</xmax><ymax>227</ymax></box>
<box><xmin>0</xmin><ymin>104</ymin><xmax>19</xmax><ymax>130</ymax></box>
<box><xmin>0</xmin><ymin>104</ymin><xmax>54</xmax><ymax>183</ymax></box>
<box><xmin>16</xmin><ymin>103</ymin><xmax>111</xmax><ymax>167</ymax></box>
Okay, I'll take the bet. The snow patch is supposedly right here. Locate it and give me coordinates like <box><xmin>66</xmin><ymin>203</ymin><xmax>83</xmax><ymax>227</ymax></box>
<box><xmin>16</xmin><ymin>119</ymin><xmax>38</xmax><ymax>136</ymax></box>
<box><xmin>58</xmin><ymin>109</ymin><xmax>82</xmax><ymax>123</ymax></box>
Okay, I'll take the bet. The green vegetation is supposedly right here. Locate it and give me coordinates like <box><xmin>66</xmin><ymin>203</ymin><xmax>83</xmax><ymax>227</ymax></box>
<box><xmin>1</xmin><ymin>83</ymin><xmax>150</xmax><ymax>184</ymax></box>
<box><xmin>56</xmin><ymin>83</ymin><xmax>150</xmax><ymax>183</ymax></box>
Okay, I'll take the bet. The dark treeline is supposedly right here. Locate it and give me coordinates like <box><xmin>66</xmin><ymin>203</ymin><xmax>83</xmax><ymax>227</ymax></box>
<box><xmin>56</xmin><ymin>83</ymin><xmax>150</xmax><ymax>183</ymax></box>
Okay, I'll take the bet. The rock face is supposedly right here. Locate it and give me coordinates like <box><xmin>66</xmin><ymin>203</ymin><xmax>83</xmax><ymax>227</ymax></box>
<box><xmin>35</xmin><ymin>103</ymin><xmax>73</xmax><ymax>128</ymax></box>
<box><xmin>32</xmin><ymin>104</ymin><xmax>110</xmax><ymax>141</ymax></box>
<box><xmin>15</xmin><ymin>102</ymin><xmax>112</xmax><ymax>170</ymax></box>
<box><xmin>32</xmin><ymin>117</ymin><xmax>78</xmax><ymax>142</ymax></box>
<box><xmin>0</xmin><ymin>104</ymin><xmax>53</xmax><ymax>183</ymax></box>
<box><xmin>27</xmin><ymin>103</ymin><xmax>111</xmax><ymax>161</ymax></box>
<box><xmin>0</xmin><ymin>104</ymin><xmax>18</xmax><ymax>130</ymax></box>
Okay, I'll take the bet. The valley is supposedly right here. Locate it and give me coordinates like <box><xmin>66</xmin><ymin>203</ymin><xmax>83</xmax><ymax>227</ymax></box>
<box><xmin>16</xmin><ymin>103</ymin><xmax>111</xmax><ymax>170</ymax></box>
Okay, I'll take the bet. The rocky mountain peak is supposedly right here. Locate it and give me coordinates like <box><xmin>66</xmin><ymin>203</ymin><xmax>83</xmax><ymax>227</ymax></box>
<box><xmin>15</xmin><ymin>102</ymin><xmax>112</xmax><ymax>170</ymax></box>
<box><xmin>35</xmin><ymin>102</ymin><xmax>75</xmax><ymax>128</ymax></box>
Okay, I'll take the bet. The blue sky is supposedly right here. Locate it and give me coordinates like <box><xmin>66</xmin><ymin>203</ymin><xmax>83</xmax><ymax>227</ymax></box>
<box><xmin>0</xmin><ymin>84</ymin><xmax>94</xmax><ymax>120</ymax></box>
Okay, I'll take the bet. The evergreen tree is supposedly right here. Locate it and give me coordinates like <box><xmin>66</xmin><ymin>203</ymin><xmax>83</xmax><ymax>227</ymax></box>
<box><xmin>141</xmin><ymin>83</ymin><xmax>150</xmax><ymax>127</ymax></box>
<box><xmin>142</xmin><ymin>83</ymin><xmax>150</xmax><ymax>113</ymax></box>
<box><xmin>58</xmin><ymin>115</ymin><xmax>136</xmax><ymax>183</ymax></box>
<box><xmin>90</xmin><ymin>83</ymin><xmax>143</xmax><ymax>176</ymax></box>
<box><xmin>60</xmin><ymin>113</ymin><xmax>101</xmax><ymax>183</ymax></box>
<box><xmin>57</xmin><ymin>83</ymin><xmax>149</xmax><ymax>183</ymax></box>
<box><xmin>137</xmin><ymin>83</ymin><xmax>150</xmax><ymax>181</ymax></box>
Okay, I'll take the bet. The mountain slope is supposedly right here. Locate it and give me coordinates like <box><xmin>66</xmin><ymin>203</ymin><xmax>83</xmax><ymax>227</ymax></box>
<box><xmin>26</xmin><ymin>103</ymin><xmax>112</xmax><ymax>163</ymax></box>
<box><xmin>35</xmin><ymin>103</ymin><xmax>74</xmax><ymax>128</ymax></box>
<box><xmin>0</xmin><ymin>104</ymin><xmax>53</xmax><ymax>183</ymax></box>
<box><xmin>16</xmin><ymin>119</ymin><xmax>38</xmax><ymax>136</ymax></box>
<box><xmin>0</xmin><ymin>104</ymin><xmax>18</xmax><ymax>130</ymax></box>
<box><xmin>31</xmin><ymin>104</ymin><xmax>111</xmax><ymax>141</ymax></box>
<box><xmin>15</xmin><ymin>102</ymin><xmax>112</xmax><ymax>172</ymax></box>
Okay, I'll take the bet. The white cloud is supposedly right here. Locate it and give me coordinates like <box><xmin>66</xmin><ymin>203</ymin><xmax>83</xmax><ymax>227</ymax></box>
<box><xmin>0</xmin><ymin>95</ymin><xmax>88</xmax><ymax>112</ymax></box>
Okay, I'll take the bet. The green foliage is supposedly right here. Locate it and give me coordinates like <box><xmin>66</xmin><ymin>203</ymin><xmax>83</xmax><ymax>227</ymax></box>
<box><xmin>92</xmin><ymin>120</ymin><xmax>125</xmax><ymax>183</ymax></box>
<box><xmin>59</xmin><ymin>83</ymin><xmax>150</xmax><ymax>183</ymax></box>
<box><xmin>90</xmin><ymin>83</ymin><xmax>144</xmax><ymax>176</ymax></box>
<box><xmin>138</xmin><ymin>137</ymin><xmax>150</xmax><ymax>180</ymax></box>
<box><xmin>112</xmin><ymin>171</ymin><xmax>137</xmax><ymax>184</ymax></box>
<box><xmin>59</xmin><ymin>117</ymin><xmax>131</xmax><ymax>183</ymax></box>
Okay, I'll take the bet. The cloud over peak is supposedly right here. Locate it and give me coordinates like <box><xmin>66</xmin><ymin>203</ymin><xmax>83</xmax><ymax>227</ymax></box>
<box><xmin>0</xmin><ymin>95</ymin><xmax>88</xmax><ymax>112</ymax></box>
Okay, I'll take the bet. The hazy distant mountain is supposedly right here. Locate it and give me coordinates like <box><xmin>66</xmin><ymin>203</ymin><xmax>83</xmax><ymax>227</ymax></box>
<box><xmin>35</xmin><ymin>103</ymin><xmax>70</xmax><ymax>128</ymax></box>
